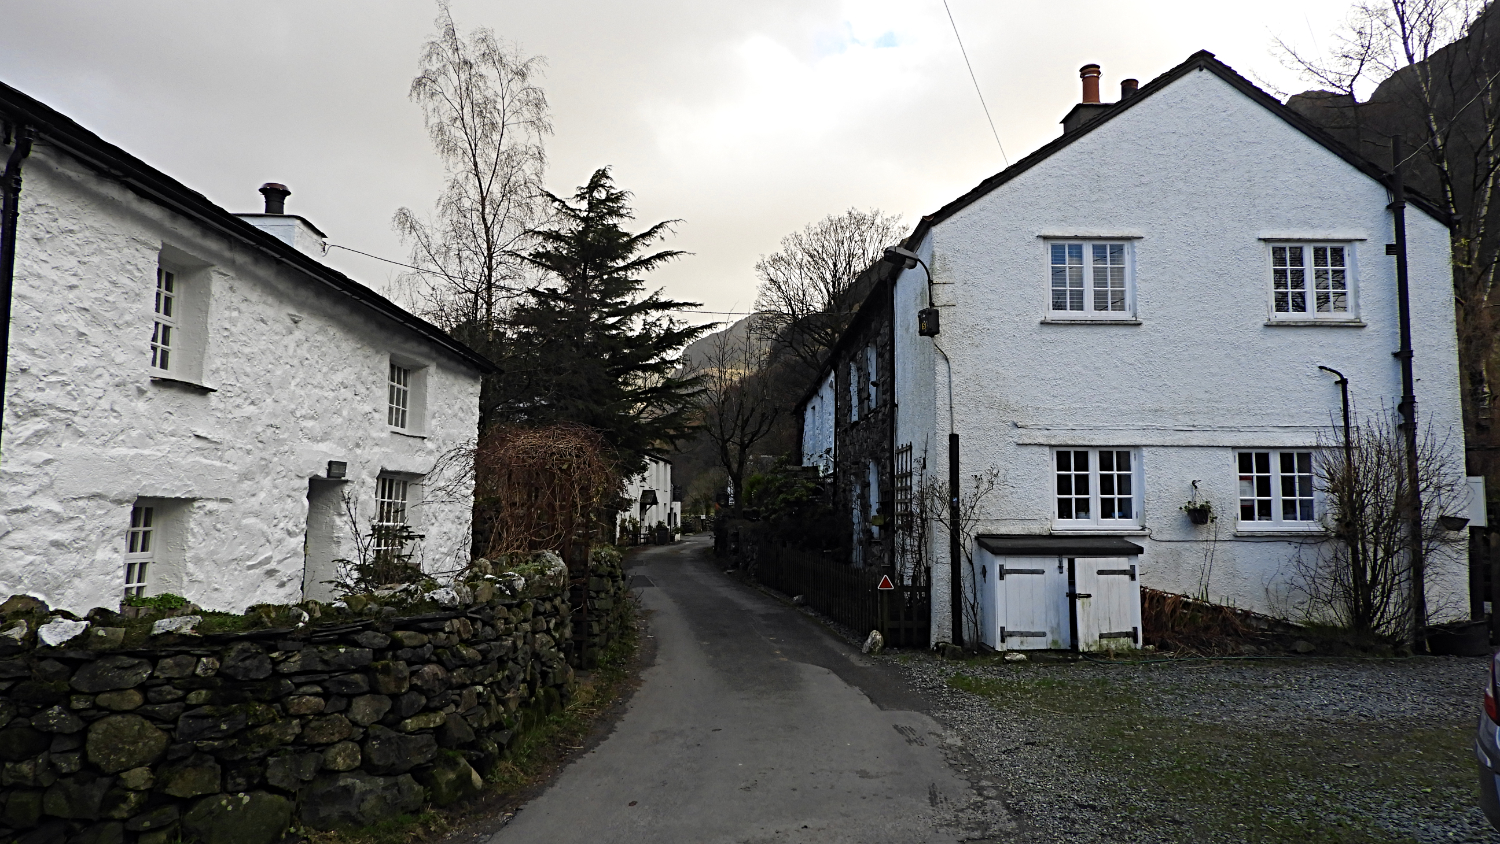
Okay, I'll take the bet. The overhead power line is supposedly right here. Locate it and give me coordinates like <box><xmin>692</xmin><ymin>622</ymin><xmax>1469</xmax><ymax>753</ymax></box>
<box><xmin>942</xmin><ymin>0</ymin><xmax>1009</xmax><ymax>166</ymax></box>
<box><xmin>323</xmin><ymin>242</ymin><xmax>752</xmax><ymax>317</ymax></box>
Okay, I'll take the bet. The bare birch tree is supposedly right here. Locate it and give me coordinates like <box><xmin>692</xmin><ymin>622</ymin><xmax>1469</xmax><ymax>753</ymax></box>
<box><xmin>1278</xmin><ymin>1</ymin><xmax>1500</xmax><ymax>438</ymax></box>
<box><xmin>393</xmin><ymin>3</ymin><xmax>551</xmax><ymax>336</ymax></box>
<box><xmin>753</xmin><ymin>208</ymin><xmax>906</xmax><ymax>374</ymax></box>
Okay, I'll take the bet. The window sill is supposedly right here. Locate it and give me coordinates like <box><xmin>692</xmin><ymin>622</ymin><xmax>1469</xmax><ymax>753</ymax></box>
<box><xmin>389</xmin><ymin>428</ymin><xmax>428</xmax><ymax>440</ymax></box>
<box><xmin>1041</xmin><ymin>317</ymin><xmax>1142</xmax><ymax>326</ymax></box>
<box><xmin>150</xmin><ymin>376</ymin><xmax>216</xmax><ymax>394</ymax></box>
<box><xmin>1233</xmin><ymin>526</ymin><xmax>1327</xmax><ymax>537</ymax></box>
<box><xmin>1264</xmin><ymin>319</ymin><xmax>1365</xmax><ymax>328</ymax></box>
<box><xmin>1050</xmin><ymin>526</ymin><xmax>1146</xmax><ymax>534</ymax></box>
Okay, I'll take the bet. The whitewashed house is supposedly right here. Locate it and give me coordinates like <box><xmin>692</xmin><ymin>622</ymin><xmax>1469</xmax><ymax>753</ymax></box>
<box><xmin>618</xmin><ymin>455</ymin><xmax>680</xmax><ymax>538</ymax></box>
<box><xmin>0</xmin><ymin>81</ymin><xmax>490</xmax><ymax>613</ymax></box>
<box><xmin>801</xmin><ymin>52</ymin><xmax>1474</xmax><ymax>649</ymax></box>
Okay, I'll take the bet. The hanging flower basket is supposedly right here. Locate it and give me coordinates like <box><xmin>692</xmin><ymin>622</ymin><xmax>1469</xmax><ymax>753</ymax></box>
<box><xmin>1182</xmin><ymin>501</ymin><xmax>1214</xmax><ymax>525</ymax></box>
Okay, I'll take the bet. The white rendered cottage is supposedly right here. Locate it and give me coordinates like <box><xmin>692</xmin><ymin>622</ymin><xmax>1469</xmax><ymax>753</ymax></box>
<box><xmin>618</xmin><ymin>455</ymin><xmax>680</xmax><ymax>539</ymax></box>
<box><xmin>0</xmin><ymin>81</ymin><xmax>490</xmax><ymax>614</ymax></box>
<box><xmin>803</xmin><ymin>52</ymin><xmax>1475</xmax><ymax>650</ymax></box>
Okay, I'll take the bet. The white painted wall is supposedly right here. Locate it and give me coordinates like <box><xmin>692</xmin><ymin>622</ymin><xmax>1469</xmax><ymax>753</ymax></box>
<box><xmin>800</xmin><ymin>372</ymin><xmax>836</xmax><ymax>475</ymax></box>
<box><xmin>0</xmin><ymin>147</ymin><xmax>483</xmax><ymax>613</ymax></box>
<box><xmin>895</xmin><ymin>67</ymin><xmax>1466</xmax><ymax>623</ymax></box>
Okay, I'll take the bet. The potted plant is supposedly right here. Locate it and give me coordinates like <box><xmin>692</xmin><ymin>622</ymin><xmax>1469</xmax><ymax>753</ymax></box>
<box><xmin>1181</xmin><ymin>500</ymin><xmax>1214</xmax><ymax>525</ymax></box>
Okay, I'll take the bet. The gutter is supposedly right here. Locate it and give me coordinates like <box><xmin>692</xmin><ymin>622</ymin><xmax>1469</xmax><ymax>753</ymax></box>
<box><xmin>0</xmin><ymin>121</ymin><xmax>33</xmax><ymax>456</ymax></box>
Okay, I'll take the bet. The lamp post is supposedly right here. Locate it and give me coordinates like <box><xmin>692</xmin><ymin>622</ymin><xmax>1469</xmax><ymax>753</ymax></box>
<box><xmin>881</xmin><ymin>246</ymin><xmax>962</xmax><ymax>648</ymax></box>
<box><xmin>1319</xmin><ymin>365</ymin><xmax>1362</xmax><ymax>609</ymax></box>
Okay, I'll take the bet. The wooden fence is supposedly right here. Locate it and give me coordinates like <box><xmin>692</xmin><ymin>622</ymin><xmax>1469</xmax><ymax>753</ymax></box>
<box><xmin>746</xmin><ymin>535</ymin><xmax>931</xmax><ymax>648</ymax></box>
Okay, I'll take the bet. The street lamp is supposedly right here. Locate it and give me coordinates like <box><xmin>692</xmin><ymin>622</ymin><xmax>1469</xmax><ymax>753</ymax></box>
<box><xmin>882</xmin><ymin>246</ymin><xmax>940</xmax><ymax>336</ymax></box>
<box><xmin>882</xmin><ymin>244</ymin><xmax>962</xmax><ymax>648</ymax></box>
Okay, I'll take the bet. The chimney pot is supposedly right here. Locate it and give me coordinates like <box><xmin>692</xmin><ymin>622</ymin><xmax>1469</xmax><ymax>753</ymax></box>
<box><xmin>1121</xmin><ymin>78</ymin><xmax>1139</xmax><ymax>99</ymax></box>
<box><xmin>1080</xmin><ymin>64</ymin><xmax>1101</xmax><ymax>104</ymax></box>
<box><xmin>259</xmin><ymin>182</ymin><xmax>290</xmax><ymax>215</ymax></box>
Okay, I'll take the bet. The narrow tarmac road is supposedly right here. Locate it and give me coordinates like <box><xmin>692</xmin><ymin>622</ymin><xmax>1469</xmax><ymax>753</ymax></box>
<box><xmin>492</xmin><ymin>535</ymin><xmax>997</xmax><ymax>844</ymax></box>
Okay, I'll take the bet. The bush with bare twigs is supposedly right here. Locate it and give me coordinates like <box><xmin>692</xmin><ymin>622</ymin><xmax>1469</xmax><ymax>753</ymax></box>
<box><xmin>471</xmin><ymin>423</ymin><xmax>620</xmax><ymax>567</ymax></box>
<box><xmin>1288</xmin><ymin>409</ymin><xmax>1468</xmax><ymax>641</ymax></box>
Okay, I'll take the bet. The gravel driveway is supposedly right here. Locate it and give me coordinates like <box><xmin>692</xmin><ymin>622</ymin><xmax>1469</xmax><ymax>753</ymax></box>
<box><xmin>891</xmin><ymin>651</ymin><xmax>1500</xmax><ymax>844</ymax></box>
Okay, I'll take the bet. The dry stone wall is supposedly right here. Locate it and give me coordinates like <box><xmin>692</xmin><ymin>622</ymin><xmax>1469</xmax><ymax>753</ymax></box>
<box><xmin>0</xmin><ymin>582</ymin><xmax>580</xmax><ymax>844</ymax></box>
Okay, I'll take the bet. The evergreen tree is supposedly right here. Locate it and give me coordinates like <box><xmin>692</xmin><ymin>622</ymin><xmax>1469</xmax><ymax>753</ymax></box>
<box><xmin>489</xmin><ymin>168</ymin><xmax>710</xmax><ymax>472</ymax></box>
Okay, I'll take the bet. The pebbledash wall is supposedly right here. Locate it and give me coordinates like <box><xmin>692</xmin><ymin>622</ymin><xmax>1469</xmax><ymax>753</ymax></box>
<box><xmin>0</xmin><ymin>105</ymin><xmax>485</xmax><ymax>614</ymax></box>
<box><xmin>0</xmin><ymin>551</ymin><xmax>632</xmax><ymax>844</ymax></box>
<box><xmin>888</xmin><ymin>57</ymin><xmax>1468</xmax><ymax>628</ymax></box>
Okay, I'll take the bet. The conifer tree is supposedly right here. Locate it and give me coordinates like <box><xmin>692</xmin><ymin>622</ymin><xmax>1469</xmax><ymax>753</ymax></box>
<box><xmin>490</xmin><ymin>168</ymin><xmax>709</xmax><ymax>472</ymax></box>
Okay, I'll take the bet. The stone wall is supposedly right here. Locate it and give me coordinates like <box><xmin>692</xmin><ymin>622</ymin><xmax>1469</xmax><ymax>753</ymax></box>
<box><xmin>0</xmin><ymin>574</ymin><xmax>583</xmax><ymax>844</ymax></box>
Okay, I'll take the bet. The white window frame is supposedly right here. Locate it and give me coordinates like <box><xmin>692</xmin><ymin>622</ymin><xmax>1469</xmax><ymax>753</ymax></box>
<box><xmin>374</xmin><ymin>475</ymin><xmax>415</xmax><ymax>556</ymax></box>
<box><xmin>1052</xmin><ymin>448</ymin><xmax>1141</xmax><ymax>529</ymax></box>
<box><xmin>1236</xmin><ymin>450</ymin><xmax>1320</xmax><ymax>530</ymax></box>
<box><xmin>151</xmin><ymin>267</ymin><xmax>177</xmax><ymax>372</ymax></box>
<box><xmin>388</xmin><ymin>363</ymin><xmax>412</xmax><ymax>429</ymax></box>
<box><xmin>124</xmin><ymin>504</ymin><xmax>155</xmax><ymax>598</ymax></box>
<box><xmin>1046</xmin><ymin>240</ymin><xmax>1135</xmax><ymax>319</ymax></box>
<box><xmin>865</xmin><ymin>344</ymin><xmax>879</xmax><ymax>411</ymax></box>
<box><xmin>1266</xmin><ymin>242</ymin><xmax>1358</xmax><ymax>322</ymax></box>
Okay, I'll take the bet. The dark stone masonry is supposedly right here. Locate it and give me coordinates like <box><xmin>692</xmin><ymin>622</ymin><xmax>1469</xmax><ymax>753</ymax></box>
<box><xmin>0</xmin><ymin>548</ymin><xmax>632</xmax><ymax>844</ymax></box>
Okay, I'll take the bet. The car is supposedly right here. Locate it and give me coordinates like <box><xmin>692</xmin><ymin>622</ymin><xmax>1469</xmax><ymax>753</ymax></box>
<box><xmin>1476</xmin><ymin>649</ymin><xmax>1500</xmax><ymax>828</ymax></box>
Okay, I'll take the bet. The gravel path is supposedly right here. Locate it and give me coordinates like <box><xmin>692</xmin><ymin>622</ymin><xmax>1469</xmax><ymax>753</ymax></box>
<box><xmin>891</xmin><ymin>651</ymin><xmax>1500</xmax><ymax>844</ymax></box>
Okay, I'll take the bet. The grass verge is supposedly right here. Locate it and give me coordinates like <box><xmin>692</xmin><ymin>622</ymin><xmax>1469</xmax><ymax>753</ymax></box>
<box><xmin>947</xmin><ymin>663</ymin><xmax>1474</xmax><ymax>843</ymax></box>
<box><xmin>302</xmin><ymin>596</ymin><xmax>644</xmax><ymax>844</ymax></box>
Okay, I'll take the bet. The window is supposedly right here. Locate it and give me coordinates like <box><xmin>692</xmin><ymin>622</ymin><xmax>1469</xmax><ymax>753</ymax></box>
<box><xmin>125</xmin><ymin>505</ymin><xmax>154</xmax><ymax>598</ymax></box>
<box><xmin>375</xmin><ymin>475</ymin><xmax>411</xmax><ymax>555</ymax></box>
<box><xmin>1049</xmin><ymin>241</ymin><xmax>1132</xmax><ymax>317</ymax></box>
<box><xmin>1269</xmin><ymin>244</ymin><xmax>1354</xmax><ymax>320</ymax></box>
<box><xmin>848</xmin><ymin>362</ymin><xmax>859</xmax><ymax>423</ymax></box>
<box><xmin>1237</xmin><ymin>451</ymin><xmax>1317</xmax><ymax>526</ymax></box>
<box><xmin>151</xmin><ymin>268</ymin><xmax>176</xmax><ymax>371</ymax></box>
<box><xmin>1054</xmin><ymin>448</ymin><xmax>1139</xmax><ymax>526</ymax></box>
<box><xmin>865</xmin><ymin>344</ymin><xmax>878</xmax><ymax>411</ymax></box>
<box><xmin>388</xmin><ymin>364</ymin><xmax>411</xmax><ymax>428</ymax></box>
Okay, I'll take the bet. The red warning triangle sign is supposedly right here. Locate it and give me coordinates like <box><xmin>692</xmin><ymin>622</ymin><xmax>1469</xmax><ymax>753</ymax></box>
<box><xmin>876</xmin><ymin>574</ymin><xmax>895</xmax><ymax>591</ymax></box>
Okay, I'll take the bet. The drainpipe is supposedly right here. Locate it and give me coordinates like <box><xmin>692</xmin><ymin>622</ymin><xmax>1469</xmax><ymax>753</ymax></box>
<box><xmin>1389</xmin><ymin>136</ymin><xmax>1426</xmax><ymax>650</ymax></box>
<box><xmin>0</xmin><ymin>123</ymin><xmax>34</xmax><ymax>457</ymax></box>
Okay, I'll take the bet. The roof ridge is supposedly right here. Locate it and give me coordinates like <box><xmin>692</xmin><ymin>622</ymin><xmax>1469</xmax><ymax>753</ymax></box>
<box><xmin>903</xmin><ymin>50</ymin><xmax>1450</xmax><ymax>250</ymax></box>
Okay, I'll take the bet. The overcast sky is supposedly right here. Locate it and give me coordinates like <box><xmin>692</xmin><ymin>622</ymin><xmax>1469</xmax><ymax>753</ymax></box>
<box><xmin>1</xmin><ymin>1</ymin><xmax>1359</xmax><ymax>328</ymax></box>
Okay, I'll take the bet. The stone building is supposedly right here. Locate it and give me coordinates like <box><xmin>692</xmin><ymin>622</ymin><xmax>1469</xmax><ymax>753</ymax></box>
<box><xmin>0</xmin><ymin>80</ymin><xmax>491</xmax><ymax>613</ymax></box>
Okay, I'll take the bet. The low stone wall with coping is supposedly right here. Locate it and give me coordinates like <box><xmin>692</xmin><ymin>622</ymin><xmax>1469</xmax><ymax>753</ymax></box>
<box><xmin>0</xmin><ymin>556</ymin><xmax>587</xmax><ymax>844</ymax></box>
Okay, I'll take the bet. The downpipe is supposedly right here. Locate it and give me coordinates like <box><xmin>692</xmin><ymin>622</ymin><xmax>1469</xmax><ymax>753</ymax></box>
<box><xmin>0</xmin><ymin>122</ymin><xmax>34</xmax><ymax>458</ymax></box>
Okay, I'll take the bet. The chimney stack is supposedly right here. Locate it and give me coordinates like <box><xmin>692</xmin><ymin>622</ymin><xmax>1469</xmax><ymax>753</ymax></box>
<box><xmin>259</xmin><ymin>183</ymin><xmax>290</xmax><ymax>215</ymax></box>
<box><xmin>1080</xmin><ymin>64</ymin><xmax>1101</xmax><ymax>104</ymax></box>
<box><xmin>1121</xmin><ymin>78</ymin><xmax>1139</xmax><ymax>99</ymax></box>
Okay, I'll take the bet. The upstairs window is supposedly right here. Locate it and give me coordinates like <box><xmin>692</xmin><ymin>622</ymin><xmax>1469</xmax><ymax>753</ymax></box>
<box><xmin>1048</xmin><ymin>241</ymin><xmax>1132</xmax><ymax>318</ymax></box>
<box><xmin>865</xmin><ymin>344</ymin><xmax>878</xmax><ymax>411</ymax></box>
<box><xmin>388</xmin><ymin>364</ymin><xmax>411</xmax><ymax>428</ymax></box>
<box><xmin>151</xmin><ymin>268</ymin><xmax>176</xmax><ymax>371</ymax></box>
<box><xmin>1054</xmin><ymin>448</ymin><xmax>1139</xmax><ymax>527</ymax></box>
<box><xmin>125</xmin><ymin>505</ymin><xmax>154</xmax><ymax>598</ymax></box>
<box><xmin>1237</xmin><ymin>450</ymin><xmax>1316</xmax><ymax>526</ymax></box>
<box><xmin>1269</xmin><ymin>244</ymin><xmax>1354</xmax><ymax>320</ymax></box>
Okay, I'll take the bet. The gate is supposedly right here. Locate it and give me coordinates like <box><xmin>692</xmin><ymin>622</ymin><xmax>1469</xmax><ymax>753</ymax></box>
<box><xmin>753</xmin><ymin>540</ymin><xmax>931</xmax><ymax>648</ymax></box>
